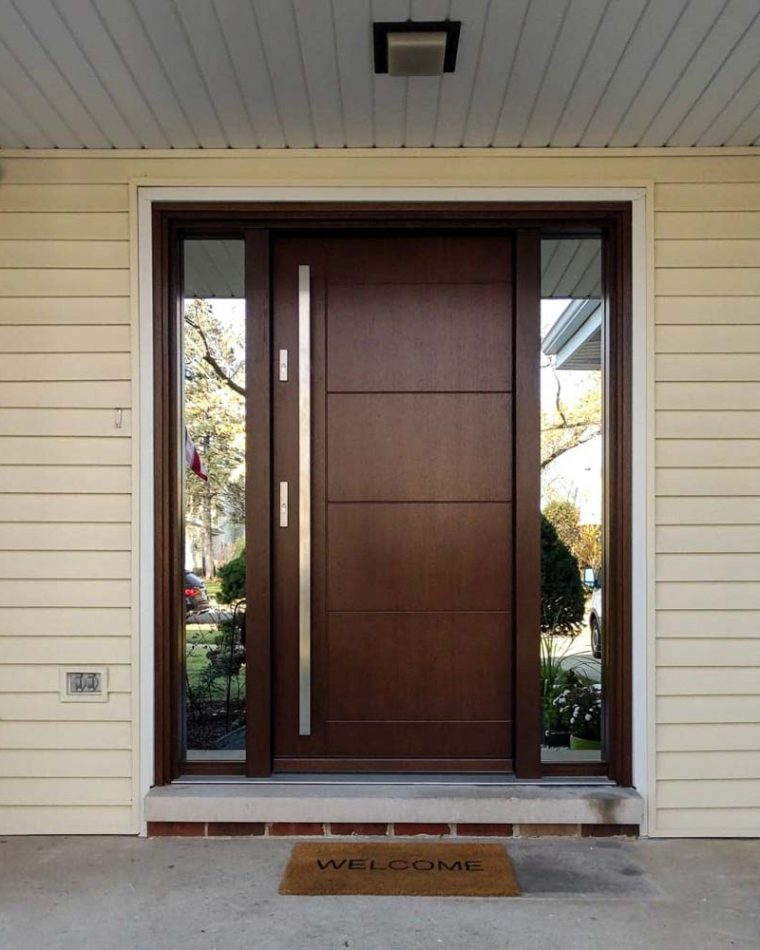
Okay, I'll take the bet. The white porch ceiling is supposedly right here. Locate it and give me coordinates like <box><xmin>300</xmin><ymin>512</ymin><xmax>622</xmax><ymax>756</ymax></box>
<box><xmin>0</xmin><ymin>0</ymin><xmax>759</xmax><ymax>150</ymax></box>
<box><xmin>541</xmin><ymin>239</ymin><xmax>601</xmax><ymax>299</ymax></box>
<box><xmin>183</xmin><ymin>236</ymin><xmax>601</xmax><ymax>299</ymax></box>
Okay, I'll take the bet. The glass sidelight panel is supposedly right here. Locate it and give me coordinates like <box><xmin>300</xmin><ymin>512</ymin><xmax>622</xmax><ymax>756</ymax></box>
<box><xmin>181</xmin><ymin>238</ymin><xmax>247</xmax><ymax>762</ymax></box>
<box><xmin>539</xmin><ymin>236</ymin><xmax>604</xmax><ymax>764</ymax></box>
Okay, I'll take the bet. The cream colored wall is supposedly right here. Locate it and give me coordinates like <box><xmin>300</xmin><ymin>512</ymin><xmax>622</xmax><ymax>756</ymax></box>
<box><xmin>0</xmin><ymin>149</ymin><xmax>757</xmax><ymax>837</ymax></box>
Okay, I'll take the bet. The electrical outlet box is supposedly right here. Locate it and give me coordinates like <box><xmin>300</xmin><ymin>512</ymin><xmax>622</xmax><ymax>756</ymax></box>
<box><xmin>59</xmin><ymin>667</ymin><xmax>109</xmax><ymax>702</ymax></box>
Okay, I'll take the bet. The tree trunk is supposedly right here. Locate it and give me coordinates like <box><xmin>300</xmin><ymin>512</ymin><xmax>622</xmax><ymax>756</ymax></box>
<box><xmin>202</xmin><ymin>482</ymin><xmax>215</xmax><ymax>577</ymax></box>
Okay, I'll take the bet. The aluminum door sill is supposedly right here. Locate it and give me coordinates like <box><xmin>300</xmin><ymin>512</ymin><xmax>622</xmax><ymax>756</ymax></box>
<box><xmin>174</xmin><ymin>773</ymin><xmax>615</xmax><ymax>787</ymax></box>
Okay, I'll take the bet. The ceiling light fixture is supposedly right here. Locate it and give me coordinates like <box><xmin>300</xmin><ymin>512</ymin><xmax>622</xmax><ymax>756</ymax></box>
<box><xmin>373</xmin><ymin>20</ymin><xmax>461</xmax><ymax>77</ymax></box>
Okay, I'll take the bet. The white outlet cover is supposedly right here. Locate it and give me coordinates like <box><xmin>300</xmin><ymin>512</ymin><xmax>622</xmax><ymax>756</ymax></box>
<box><xmin>59</xmin><ymin>666</ymin><xmax>109</xmax><ymax>702</ymax></box>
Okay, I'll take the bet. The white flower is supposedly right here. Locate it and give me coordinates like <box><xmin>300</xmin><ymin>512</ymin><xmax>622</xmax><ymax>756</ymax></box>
<box><xmin>585</xmin><ymin>713</ymin><xmax>591</xmax><ymax>721</ymax></box>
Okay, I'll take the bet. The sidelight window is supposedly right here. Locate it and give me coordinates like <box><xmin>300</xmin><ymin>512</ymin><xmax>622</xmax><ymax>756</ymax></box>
<box><xmin>181</xmin><ymin>238</ymin><xmax>247</xmax><ymax>763</ymax></box>
<box><xmin>539</xmin><ymin>236</ymin><xmax>605</xmax><ymax>766</ymax></box>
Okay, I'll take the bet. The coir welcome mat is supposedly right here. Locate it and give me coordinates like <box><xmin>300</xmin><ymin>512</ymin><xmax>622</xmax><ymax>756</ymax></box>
<box><xmin>279</xmin><ymin>841</ymin><xmax>521</xmax><ymax>897</ymax></box>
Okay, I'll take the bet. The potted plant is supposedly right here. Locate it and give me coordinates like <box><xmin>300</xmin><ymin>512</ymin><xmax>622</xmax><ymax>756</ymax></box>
<box><xmin>540</xmin><ymin>636</ymin><xmax>582</xmax><ymax>747</ymax></box>
<box><xmin>539</xmin><ymin>514</ymin><xmax>587</xmax><ymax>747</ymax></box>
<box><xmin>554</xmin><ymin>683</ymin><xmax>602</xmax><ymax>751</ymax></box>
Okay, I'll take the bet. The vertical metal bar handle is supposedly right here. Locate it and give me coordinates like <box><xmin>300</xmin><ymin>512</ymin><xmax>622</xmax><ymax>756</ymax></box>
<box><xmin>298</xmin><ymin>265</ymin><xmax>312</xmax><ymax>736</ymax></box>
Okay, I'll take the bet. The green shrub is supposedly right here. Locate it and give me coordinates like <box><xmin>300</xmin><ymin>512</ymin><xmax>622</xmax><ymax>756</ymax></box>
<box><xmin>540</xmin><ymin>514</ymin><xmax>585</xmax><ymax>635</ymax></box>
<box><xmin>217</xmin><ymin>548</ymin><xmax>245</xmax><ymax>602</ymax></box>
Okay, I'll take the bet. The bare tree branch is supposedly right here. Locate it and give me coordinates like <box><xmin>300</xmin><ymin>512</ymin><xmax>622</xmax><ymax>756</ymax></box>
<box><xmin>540</xmin><ymin>351</ymin><xmax>602</xmax><ymax>470</ymax></box>
<box><xmin>552</xmin><ymin>366</ymin><xmax>569</xmax><ymax>428</ymax></box>
<box><xmin>186</xmin><ymin>313</ymin><xmax>246</xmax><ymax>397</ymax></box>
<box><xmin>540</xmin><ymin>428</ymin><xmax>599</xmax><ymax>469</ymax></box>
<box><xmin>543</xmin><ymin>421</ymin><xmax>598</xmax><ymax>433</ymax></box>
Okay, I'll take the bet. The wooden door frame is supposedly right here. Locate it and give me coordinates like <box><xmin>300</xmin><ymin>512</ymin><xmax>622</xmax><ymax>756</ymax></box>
<box><xmin>152</xmin><ymin>202</ymin><xmax>632</xmax><ymax>785</ymax></box>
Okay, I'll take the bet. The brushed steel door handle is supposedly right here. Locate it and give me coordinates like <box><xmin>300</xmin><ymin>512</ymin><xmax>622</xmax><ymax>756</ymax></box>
<box><xmin>298</xmin><ymin>265</ymin><xmax>312</xmax><ymax>736</ymax></box>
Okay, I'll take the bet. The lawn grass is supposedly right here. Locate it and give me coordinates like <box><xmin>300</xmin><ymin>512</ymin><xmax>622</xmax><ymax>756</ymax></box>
<box><xmin>185</xmin><ymin>645</ymin><xmax>211</xmax><ymax>687</ymax></box>
<box><xmin>185</xmin><ymin>634</ymin><xmax>245</xmax><ymax>697</ymax></box>
<box><xmin>205</xmin><ymin>578</ymin><xmax>222</xmax><ymax>600</ymax></box>
<box><xmin>185</xmin><ymin>621</ymin><xmax>217</xmax><ymax>644</ymax></box>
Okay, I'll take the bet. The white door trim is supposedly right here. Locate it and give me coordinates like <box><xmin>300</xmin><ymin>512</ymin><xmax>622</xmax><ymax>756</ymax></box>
<box><xmin>135</xmin><ymin>185</ymin><xmax>651</xmax><ymax>835</ymax></box>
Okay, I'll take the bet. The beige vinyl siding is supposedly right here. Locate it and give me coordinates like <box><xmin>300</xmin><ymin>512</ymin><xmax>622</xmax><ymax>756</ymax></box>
<box><xmin>0</xmin><ymin>749</ymin><xmax>131</xmax><ymax>776</ymax></box>
<box><xmin>0</xmin><ymin>148</ymin><xmax>757</xmax><ymax>836</ymax></box>
<box><xmin>0</xmin><ymin>169</ymin><xmax>131</xmax><ymax>835</ymax></box>
<box><xmin>654</xmin><ymin>173</ymin><xmax>760</xmax><ymax>837</ymax></box>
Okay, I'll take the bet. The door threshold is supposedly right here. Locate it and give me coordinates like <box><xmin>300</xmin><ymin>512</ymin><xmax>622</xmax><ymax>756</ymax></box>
<box><xmin>174</xmin><ymin>772</ymin><xmax>614</xmax><ymax>787</ymax></box>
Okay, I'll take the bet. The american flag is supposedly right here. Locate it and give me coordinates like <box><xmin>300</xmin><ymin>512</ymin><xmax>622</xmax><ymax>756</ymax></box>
<box><xmin>184</xmin><ymin>428</ymin><xmax>208</xmax><ymax>481</ymax></box>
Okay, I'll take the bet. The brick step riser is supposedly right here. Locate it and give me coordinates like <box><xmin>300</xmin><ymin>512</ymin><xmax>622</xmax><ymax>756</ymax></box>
<box><xmin>147</xmin><ymin>821</ymin><xmax>639</xmax><ymax>838</ymax></box>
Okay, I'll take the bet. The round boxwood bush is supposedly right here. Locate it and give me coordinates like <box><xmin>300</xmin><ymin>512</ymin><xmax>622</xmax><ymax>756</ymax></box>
<box><xmin>540</xmin><ymin>514</ymin><xmax>585</xmax><ymax>635</ymax></box>
<box><xmin>217</xmin><ymin>548</ymin><xmax>245</xmax><ymax>603</ymax></box>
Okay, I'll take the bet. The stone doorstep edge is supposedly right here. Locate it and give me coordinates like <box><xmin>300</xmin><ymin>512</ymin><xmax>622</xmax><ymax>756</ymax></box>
<box><xmin>144</xmin><ymin>786</ymin><xmax>644</xmax><ymax>828</ymax></box>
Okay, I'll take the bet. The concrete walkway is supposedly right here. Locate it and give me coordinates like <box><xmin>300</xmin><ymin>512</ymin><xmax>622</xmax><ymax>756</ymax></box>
<box><xmin>0</xmin><ymin>836</ymin><xmax>757</xmax><ymax>949</ymax></box>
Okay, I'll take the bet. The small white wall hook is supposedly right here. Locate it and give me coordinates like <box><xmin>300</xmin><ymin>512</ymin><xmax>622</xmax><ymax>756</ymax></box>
<box><xmin>114</xmin><ymin>408</ymin><xmax>123</xmax><ymax>429</ymax></box>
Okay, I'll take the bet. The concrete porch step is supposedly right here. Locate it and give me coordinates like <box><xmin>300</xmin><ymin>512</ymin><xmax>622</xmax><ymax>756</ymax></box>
<box><xmin>144</xmin><ymin>783</ymin><xmax>644</xmax><ymax>833</ymax></box>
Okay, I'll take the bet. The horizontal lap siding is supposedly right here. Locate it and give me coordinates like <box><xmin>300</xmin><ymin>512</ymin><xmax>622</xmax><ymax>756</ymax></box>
<box><xmin>0</xmin><ymin>173</ymin><xmax>133</xmax><ymax>835</ymax></box>
<box><xmin>654</xmin><ymin>178</ymin><xmax>760</xmax><ymax>837</ymax></box>
<box><xmin>0</xmin><ymin>150</ymin><xmax>758</xmax><ymax>837</ymax></box>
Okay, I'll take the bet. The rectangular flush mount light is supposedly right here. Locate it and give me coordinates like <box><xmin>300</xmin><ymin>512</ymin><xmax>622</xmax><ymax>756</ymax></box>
<box><xmin>374</xmin><ymin>21</ymin><xmax>461</xmax><ymax>76</ymax></box>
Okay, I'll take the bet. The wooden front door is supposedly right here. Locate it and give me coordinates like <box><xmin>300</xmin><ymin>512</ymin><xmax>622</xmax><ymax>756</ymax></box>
<box><xmin>272</xmin><ymin>235</ymin><xmax>515</xmax><ymax>771</ymax></box>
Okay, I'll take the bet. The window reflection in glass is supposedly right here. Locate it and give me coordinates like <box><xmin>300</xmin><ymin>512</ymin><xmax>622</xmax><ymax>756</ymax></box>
<box><xmin>182</xmin><ymin>238</ymin><xmax>246</xmax><ymax>762</ymax></box>
<box><xmin>539</xmin><ymin>237</ymin><xmax>604</xmax><ymax>764</ymax></box>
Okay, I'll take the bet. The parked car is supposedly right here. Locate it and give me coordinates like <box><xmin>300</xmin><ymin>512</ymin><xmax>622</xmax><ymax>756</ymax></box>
<box><xmin>184</xmin><ymin>571</ymin><xmax>210</xmax><ymax>615</ymax></box>
<box><xmin>587</xmin><ymin>570</ymin><xmax>603</xmax><ymax>660</ymax></box>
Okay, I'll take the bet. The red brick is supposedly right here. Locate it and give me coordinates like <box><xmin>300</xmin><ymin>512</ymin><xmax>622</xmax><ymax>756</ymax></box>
<box><xmin>393</xmin><ymin>823</ymin><xmax>450</xmax><ymax>837</ymax></box>
<box><xmin>207</xmin><ymin>822</ymin><xmax>265</xmax><ymax>837</ymax></box>
<box><xmin>330</xmin><ymin>823</ymin><xmax>388</xmax><ymax>836</ymax></box>
<box><xmin>581</xmin><ymin>824</ymin><xmax>639</xmax><ymax>838</ymax></box>
<box><xmin>455</xmin><ymin>823</ymin><xmax>514</xmax><ymax>837</ymax></box>
<box><xmin>514</xmin><ymin>823</ymin><xmax>580</xmax><ymax>837</ymax></box>
<box><xmin>147</xmin><ymin>821</ymin><xmax>205</xmax><ymax>837</ymax></box>
<box><xmin>267</xmin><ymin>822</ymin><xmax>325</xmax><ymax>836</ymax></box>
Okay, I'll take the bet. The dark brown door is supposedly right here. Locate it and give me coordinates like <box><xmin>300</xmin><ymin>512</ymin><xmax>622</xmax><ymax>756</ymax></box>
<box><xmin>272</xmin><ymin>235</ymin><xmax>515</xmax><ymax>771</ymax></box>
